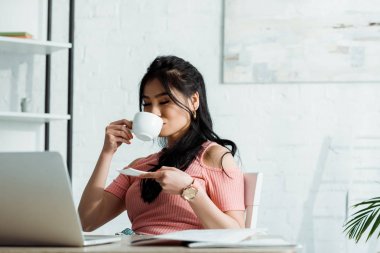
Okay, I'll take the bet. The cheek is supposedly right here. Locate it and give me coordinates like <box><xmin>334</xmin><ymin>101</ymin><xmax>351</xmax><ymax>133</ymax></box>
<box><xmin>163</xmin><ymin>107</ymin><xmax>191</xmax><ymax>126</ymax></box>
<box><xmin>163</xmin><ymin>105</ymin><xmax>186</xmax><ymax>118</ymax></box>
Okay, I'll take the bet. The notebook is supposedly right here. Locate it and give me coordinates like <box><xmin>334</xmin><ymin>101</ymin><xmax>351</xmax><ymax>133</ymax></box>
<box><xmin>0</xmin><ymin>152</ymin><xmax>121</xmax><ymax>247</ymax></box>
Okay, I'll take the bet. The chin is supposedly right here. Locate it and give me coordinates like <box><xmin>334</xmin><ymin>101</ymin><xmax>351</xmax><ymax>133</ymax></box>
<box><xmin>158</xmin><ymin>132</ymin><xmax>168</xmax><ymax>137</ymax></box>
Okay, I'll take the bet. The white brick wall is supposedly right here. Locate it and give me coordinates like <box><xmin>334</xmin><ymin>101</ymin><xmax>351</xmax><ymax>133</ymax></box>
<box><xmin>1</xmin><ymin>0</ymin><xmax>379</xmax><ymax>252</ymax></box>
<box><xmin>73</xmin><ymin>2</ymin><xmax>380</xmax><ymax>252</ymax></box>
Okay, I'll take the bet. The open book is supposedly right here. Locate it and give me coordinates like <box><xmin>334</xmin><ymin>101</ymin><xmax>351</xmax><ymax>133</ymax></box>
<box><xmin>130</xmin><ymin>229</ymin><xmax>298</xmax><ymax>248</ymax></box>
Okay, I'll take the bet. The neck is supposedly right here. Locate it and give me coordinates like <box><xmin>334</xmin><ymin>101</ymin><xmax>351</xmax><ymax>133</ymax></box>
<box><xmin>166</xmin><ymin>135</ymin><xmax>179</xmax><ymax>148</ymax></box>
<box><xmin>166</xmin><ymin>124</ymin><xmax>192</xmax><ymax>147</ymax></box>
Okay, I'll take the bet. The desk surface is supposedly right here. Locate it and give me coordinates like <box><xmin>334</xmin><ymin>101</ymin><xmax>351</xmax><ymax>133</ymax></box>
<box><xmin>0</xmin><ymin>238</ymin><xmax>299</xmax><ymax>253</ymax></box>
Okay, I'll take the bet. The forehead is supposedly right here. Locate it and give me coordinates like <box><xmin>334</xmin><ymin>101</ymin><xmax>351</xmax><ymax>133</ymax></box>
<box><xmin>143</xmin><ymin>78</ymin><xmax>184</xmax><ymax>99</ymax></box>
<box><xmin>143</xmin><ymin>79</ymin><xmax>166</xmax><ymax>97</ymax></box>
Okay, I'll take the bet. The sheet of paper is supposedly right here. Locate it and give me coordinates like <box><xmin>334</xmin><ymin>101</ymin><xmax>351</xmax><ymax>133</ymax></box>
<box><xmin>188</xmin><ymin>235</ymin><xmax>297</xmax><ymax>248</ymax></box>
<box><xmin>155</xmin><ymin>229</ymin><xmax>264</xmax><ymax>243</ymax></box>
<box><xmin>130</xmin><ymin>229</ymin><xmax>299</xmax><ymax>249</ymax></box>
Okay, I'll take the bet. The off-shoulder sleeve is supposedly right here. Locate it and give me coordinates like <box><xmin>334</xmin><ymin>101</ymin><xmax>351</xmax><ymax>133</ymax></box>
<box><xmin>203</xmin><ymin>167</ymin><xmax>245</xmax><ymax>212</ymax></box>
<box><xmin>105</xmin><ymin>174</ymin><xmax>131</xmax><ymax>200</ymax></box>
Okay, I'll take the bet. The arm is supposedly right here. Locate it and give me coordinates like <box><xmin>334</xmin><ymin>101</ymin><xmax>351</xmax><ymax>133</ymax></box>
<box><xmin>188</xmin><ymin>185</ymin><xmax>244</xmax><ymax>229</ymax></box>
<box><xmin>196</xmin><ymin>145</ymin><xmax>245</xmax><ymax>228</ymax></box>
<box><xmin>188</xmin><ymin>147</ymin><xmax>245</xmax><ymax>228</ymax></box>
<box><xmin>78</xmin><ymin>119</ymin><xmax>134</xmax><ymax>232</ymax></box>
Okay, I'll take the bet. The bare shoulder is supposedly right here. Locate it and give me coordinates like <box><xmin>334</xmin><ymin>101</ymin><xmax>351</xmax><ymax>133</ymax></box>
<box><xmin>202</xmin><ymin>144</ymin><xmax>238</xmax><ymax>169</ymax></box>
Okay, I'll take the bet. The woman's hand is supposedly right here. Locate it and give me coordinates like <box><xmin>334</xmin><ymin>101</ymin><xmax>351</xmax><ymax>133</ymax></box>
<box><xmin>139</xmin><ymin>166</ymin><xmax>193</xmax><ymax>195</ymax></box>
<box><xmin>102</xmin><ymin>119</ymin><xmax>133</xmax><ymax>155</ymax></box>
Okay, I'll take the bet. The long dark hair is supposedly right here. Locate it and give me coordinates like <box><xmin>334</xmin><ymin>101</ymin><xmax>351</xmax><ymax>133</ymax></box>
<box><xmin>139</xmin><ymin>55</ymin><xmax>238</xmax><ymax>203</ymax></box>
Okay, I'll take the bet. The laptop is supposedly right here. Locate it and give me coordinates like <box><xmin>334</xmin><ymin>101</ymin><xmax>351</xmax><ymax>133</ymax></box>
<box><xmin>0</xmin><ymin>152</ymin><xmax>121</xmax><ymax>246</ymax></box>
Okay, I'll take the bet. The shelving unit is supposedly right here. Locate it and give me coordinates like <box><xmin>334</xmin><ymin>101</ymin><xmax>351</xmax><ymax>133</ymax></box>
<box><xmin>0</xmin><ymin>36</ymin><xmax>71</xmax><ymax>55</ymax></box>
<box><xmin>0</xmin><ymin>0</ymin><xmax>74</xmax><ymax>178</ymax></box>
<box><xmin>0</xmin><ymin>112</ymin><xmax>70</xmax><ymax>123</ymax></box>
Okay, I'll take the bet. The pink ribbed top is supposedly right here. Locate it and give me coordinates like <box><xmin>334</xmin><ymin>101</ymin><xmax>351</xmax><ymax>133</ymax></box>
<box><xmin>105</xmin><ymin>141</ymin><xmax>244</xmax><ymax>235</ymax></box>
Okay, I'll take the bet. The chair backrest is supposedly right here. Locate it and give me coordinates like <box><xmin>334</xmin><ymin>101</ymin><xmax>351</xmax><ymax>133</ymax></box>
<box><xmin>244</xmin><ymin>172</ymin><xmax>264</xmax><ymax>228</ymax></box>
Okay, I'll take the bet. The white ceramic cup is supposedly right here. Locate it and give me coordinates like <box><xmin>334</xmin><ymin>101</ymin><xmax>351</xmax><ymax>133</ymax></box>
<box><xmin>132</xmin><ymin>112</ymin><xmax>163</xmax><ymax>141</ymax></box>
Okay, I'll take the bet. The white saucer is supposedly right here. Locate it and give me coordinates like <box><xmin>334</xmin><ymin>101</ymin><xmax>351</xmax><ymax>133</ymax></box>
<box><xmin>118</xmin><ymin>168</ymin><xmax>148</xmax><ymax>177</ymax></box>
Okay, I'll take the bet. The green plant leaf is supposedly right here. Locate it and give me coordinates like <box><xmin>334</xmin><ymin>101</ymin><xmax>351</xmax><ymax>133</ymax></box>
<box><xmin>367</xmin><ymin>211</ymin><xmax>380</xmax><ymax>241</ymax></box>
<box><xmin>344</xmin><ymin>210</ymin><xmax>371</xmax><ymax>230</ymax></box>
<box><xmin>343</xmin><ymin>196</ymin><xmax>380</xmax><ymax>243</ymax></box>
<box><xmin>353</xmin><ymin>197</ymin><xmax>380</xmax><ymax>207</ymax></box>
<box><xmin>363</xmin><ymin>209</ymin><xmax>379</xmax><ymax>242</ymax></box>
<box><xmin>351</xmin><ymin>205</ymin><xmax>375</xmax><ymax>217</ymax></box>
<box><xmin>354</xmin><ymin>208</ymin><xmax>378</xmax><ymax>242</ymax></box>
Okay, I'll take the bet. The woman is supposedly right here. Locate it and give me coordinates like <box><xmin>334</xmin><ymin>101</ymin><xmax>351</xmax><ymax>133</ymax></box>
<box><xmin>78</xmin><ymin>55</ymin><xmax>245</xmax><ymax>235</ymax></box>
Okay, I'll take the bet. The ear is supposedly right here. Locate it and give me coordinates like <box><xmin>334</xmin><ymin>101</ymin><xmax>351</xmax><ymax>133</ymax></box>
<box><xmin>190</xmin><ymin>92</ymin><xmax>199</xmax><ymax>111</ymax></box>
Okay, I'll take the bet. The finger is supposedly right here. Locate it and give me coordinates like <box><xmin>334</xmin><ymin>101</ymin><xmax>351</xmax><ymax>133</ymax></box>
<box><xmin>139</xmin><ymin>172</ymin><xmax>162</xmax><ymax>179</ymax></box>
<box><xmin>122</xmin><ymin>125</ymin><xmax>134</xmax><ymax>139</ymax></box>
<box><xmin>108</xmin><ymin>124</ymin><xmax>130</xmax><ymax>131</ymax></box>
<box><xmin>120</xmin><ymin>126</ymin><xmax>134</xmax><ymax>140</ymax></box>
<box><xmin>107</xmin><ymin>124</ymin><xmax>131</xmax><ymax>132</ymax></box>
<box><xmin>110</xmin><ymin>119</ymin><xmax>131</xmax><ymax>126</ymax></box>
<box><xmin>158</xmin><ymin>166</ymin><xmax>177</xmax><ymax>171</ymax></box>
<box><xmin>110</xmin><ymin>119</ymin><xmax>132</xmax><ymax>128</ymax></box>
<box><xmin>107</xmin><ymin>125</ymin><xmax>133</xmax><ymax>139</ymax></box>
<box><xmin>115</xmin><ymin>137</ymin><xmax>131</xmax><ymax>145</ymax></box>
<box><xmin>108</xmin><ymin>129</ymin><xmax>130</xmax><ymax>141</ymax></box>
<box><xmin>108</xmin><ymin>129</ymin><xmax>133</xmax><ymax>140</ymax></box>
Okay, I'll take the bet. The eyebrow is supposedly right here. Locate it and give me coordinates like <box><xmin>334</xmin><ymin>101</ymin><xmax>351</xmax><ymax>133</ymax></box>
<box><xmin>142</xmin><ymin>92</ymin><xmax>169</xmax><ymax>99</ymax></box>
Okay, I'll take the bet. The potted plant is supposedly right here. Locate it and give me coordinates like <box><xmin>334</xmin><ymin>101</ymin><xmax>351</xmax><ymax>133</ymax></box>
<box><xmin>344</xmin><ymin>196</ymin><xmax>380</xmax><ymax>242</ymax></box>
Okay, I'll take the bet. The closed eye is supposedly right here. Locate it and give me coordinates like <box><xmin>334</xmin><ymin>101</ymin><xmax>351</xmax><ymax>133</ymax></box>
<box><xmin>142</xmin><ymin>100</ymin><xmax>170</xmax><ymax>107</ymax></box>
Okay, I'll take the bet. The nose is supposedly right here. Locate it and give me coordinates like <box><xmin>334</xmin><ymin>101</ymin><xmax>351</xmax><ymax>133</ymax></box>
<box><xmin>149</xmin><ymin>105</ymin><xmax>161</xmax><ymax>117</ymax></box>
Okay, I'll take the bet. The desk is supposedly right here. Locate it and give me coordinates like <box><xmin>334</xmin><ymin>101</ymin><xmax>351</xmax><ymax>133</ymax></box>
<box><xmin>0</xmin><ymin>237</ymin><xmax>300</xmax><ymax>253</ymax></box>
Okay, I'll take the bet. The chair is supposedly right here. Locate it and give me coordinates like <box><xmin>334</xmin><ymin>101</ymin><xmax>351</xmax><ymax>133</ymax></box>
<box><xmin>244</xmin><ymin>172</ymin><xmax>264</xmax><ymax>228</ymax></box>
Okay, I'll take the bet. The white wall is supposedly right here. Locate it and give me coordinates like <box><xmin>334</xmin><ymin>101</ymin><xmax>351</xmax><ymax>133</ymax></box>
<box><xmin>1</xmin><ymin>1</ymin><xmax>379</xmax><ymax>252</ymax></box>
<box><xmin>73</xmin><ymin>1</ymin><xmax>380</xmax><ymax>252</ymax></box>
